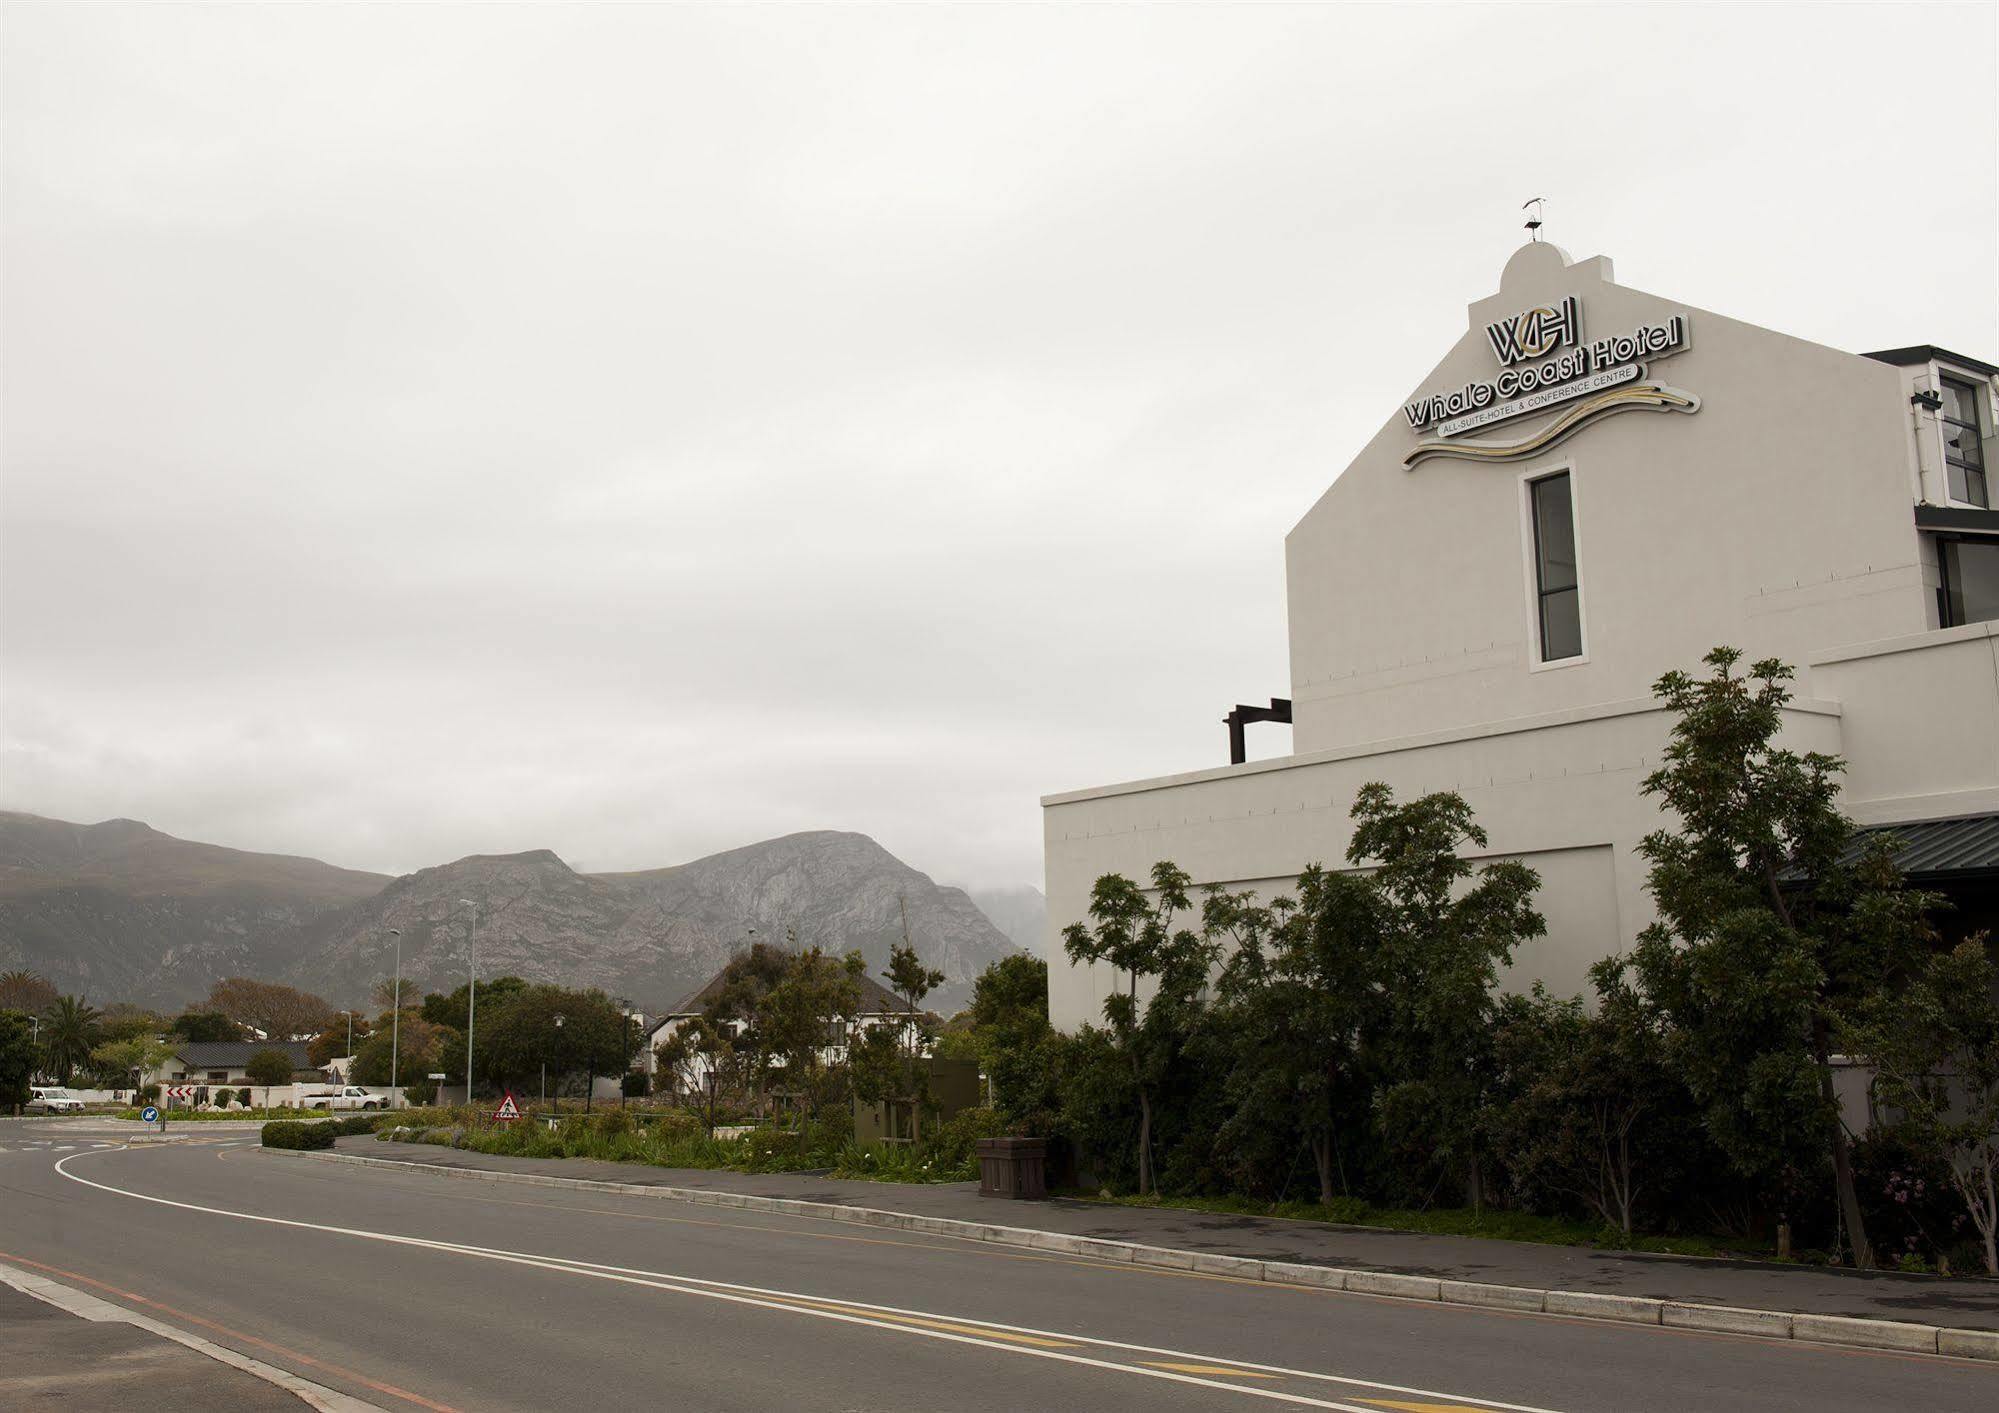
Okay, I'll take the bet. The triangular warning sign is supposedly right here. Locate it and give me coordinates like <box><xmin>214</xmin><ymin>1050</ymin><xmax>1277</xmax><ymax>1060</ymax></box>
<box><xmin>494</xmin><ymin>1091</ymin><xmax>521</xmax><ymax>1121</ymax></box>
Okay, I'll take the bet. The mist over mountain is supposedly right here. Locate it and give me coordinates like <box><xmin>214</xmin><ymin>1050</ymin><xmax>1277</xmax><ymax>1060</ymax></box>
<box><xmin>965</xmin><ymin>884</ymin><xmax>1046</xmax><ymax>956</ymax></box>
<box><xmin>0</xmin><ymin>813</ymin><xmax>389</xmax><ymax>1004</ymax></box>
<box><xmin>0</xmin><ymin>812</ymin><xmax>1024</xmax><ymax>1014</ymax></box>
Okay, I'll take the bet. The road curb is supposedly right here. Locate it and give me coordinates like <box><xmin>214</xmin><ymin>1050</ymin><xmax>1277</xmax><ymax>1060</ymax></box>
<box><xmin>0</xmin><ymin>1257</ymin><xmax>384</xmax><ymax>1412</ymax></box>
<box><xmin>278</xmin><ymin>1147</ymin><xmax>1999</xmax><ymax>1364</ymax></box>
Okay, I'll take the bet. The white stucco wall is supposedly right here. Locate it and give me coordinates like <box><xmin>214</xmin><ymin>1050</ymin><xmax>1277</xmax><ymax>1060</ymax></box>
<box><xmin>1284</xmin><ymin>241</ymin><xmax>1927</xmax><ymax>755</ymax></box>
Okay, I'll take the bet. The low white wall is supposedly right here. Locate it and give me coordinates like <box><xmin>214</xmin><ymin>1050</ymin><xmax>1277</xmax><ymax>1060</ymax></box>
<box><xmin>1043</xmin><ymin>697</ymin><xmax>1844</xmax><ymax>1030</ymax></box>
<box><xmin>1808</xmin><ymin>620</ymin><xmax>1999</xmax><ymax>823</ymax></box>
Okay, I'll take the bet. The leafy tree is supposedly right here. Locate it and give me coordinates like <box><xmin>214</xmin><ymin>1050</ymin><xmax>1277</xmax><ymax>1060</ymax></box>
<box><xmin>171</xmin><ymin>1011</ymin><xmax>243</xmax><ymax>1043</ymax></box>
<box><xmin>852</xmin><ymin>911</ymin><xmax>950</xmax><ymax>1139</ymax></box>
<box><xmin>1349</xmin><ymin>784</ymin><xmax>1543</xmax><ymax>1207</ymax></box>
<box><xmin>474</xmin><ymin>985</ymin><xmax>629</xmax><ymax>1100</ymax></box>
<box><xmin>703</xmin><ymin>942</ymin><xmax>797</xmax><ymax>1097</ymax></box>
<box><xmin>88</xmin><ymin>1035</ymin><xmax>178</xmax><ymax>1091</ymax></box>
<box><xmin>1212</xmin><ymin>867</ymin><xmax>1381</xmax><ymax>1206</ymax></box>
<box><xmin>1062</xmin><ymin>863</ymin><xmax>1219</xmax><ymax>1196</ymax></box>
<box><xmin>204</xmin><ymin>979</ymin><xmax>335</xmax><ymax>1041</ymax></box>
<box><xmin>655</xmin><ymin>1016</ymin><xmax>735</xmax><ymax>1136</ymax></box>
<box><xmin>245</xmin><ymin>1047</ymin><xmax>297</xmax><ymax>1108</ymax></box>
<box><xmin>40</xmin><ymin>995</ymin><xmax>102</xmax><ymax>1084</ymax></box>
<box><xmin>0</xmin><ymin>971</ymin><xmax>57</xmax><ymax>1015</ymax></box>
<box><xmin>307</xmin><ymin>1014</ymin><xmax>374</xmax><ymax>1068</ymax></box>
<box><xmin>1843</xmin><ymin>939</ymin><xmax>1999</xmax><ymax>1274</ymax></box>
<box><xmin>1486</xmin><ymin>980</ymin><xmax>1698</xmax><ymax>1237</ymax></box>
<box><xmin>965</xmin><ymin>954</ymin><xmax>1063</xmax><ymax>1136</ymax></box>
<box><xmin>1605</xmin><ymin>649</ymin><xmax>1937</xmax><ymax>1267</ymax></box>
<box><xmin>351</xmin><ymin>1018</ymin><xmax>444</xmax><ymax>1089</ymax></box>
<box><xmin>0</xmin><ymin>1011</ymin><xmax>36</xmax><ymax>1111</ymax></box>
<box><xmin>98</xmin><ymin>1005</ymin><xmax>168</xmax><ymax>1044</ymax></box>
<box><xmin>421</xmin><ymin>975</ymin><xmax>528</xmax><ymax>1028</ymax></box>
<box><xmin>758</xmin><ymin>948</ymin><xmax>865</xmax><ymax>1124</ymax></box>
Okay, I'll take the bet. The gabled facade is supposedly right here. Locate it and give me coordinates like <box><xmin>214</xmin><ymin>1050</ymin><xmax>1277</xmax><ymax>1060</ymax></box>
<box><xmin>1044</xmin><ymin>241</ymin><xmax>1999</xmax><ymax>1029</ymax></box>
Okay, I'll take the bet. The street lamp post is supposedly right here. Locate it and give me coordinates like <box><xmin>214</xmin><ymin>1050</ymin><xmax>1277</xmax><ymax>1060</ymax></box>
<box><xmin>459</xmin><ymin>899</ymin><xmax>478</xmax><ymax>1110</ymax></box>
<box><xmin>545</xmin><ymin>1012</ymin><xmax>565</xmax><ymax>1113</ymax></box>
<box><xmin>387</xmin><ymin>928</ymin><xmax>404</xmax><ymax>1110</ymax></box>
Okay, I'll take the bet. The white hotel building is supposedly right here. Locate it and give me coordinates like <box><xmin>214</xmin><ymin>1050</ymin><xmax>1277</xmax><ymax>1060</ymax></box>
<box><xmin>1043</xmin><ymin>239</ymin><xmax>1999</xmax><ymax>1030</ymax></box>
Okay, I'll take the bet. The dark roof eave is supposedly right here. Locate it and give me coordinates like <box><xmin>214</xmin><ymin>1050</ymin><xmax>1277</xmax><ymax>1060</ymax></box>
<box><xmin>1864</xmin><ymin>345</ymin><xmax>1999</xmax><ymax>378</ymax></box>
<box><xmin>1916</xmin><ymin>504</ymin><xmax>1999</xmax><ymax>537</ymax></box>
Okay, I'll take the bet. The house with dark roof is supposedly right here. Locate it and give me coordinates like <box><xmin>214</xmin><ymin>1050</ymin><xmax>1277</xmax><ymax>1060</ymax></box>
<box><xmin>641</xmin><ymin>964</ymin><xmax>931</xmax><ymax>1095</ymax></box>
<box><xmin>160</xmin><ymin>1040</ymin><xmax>321</xmax><ymax>1087</ymax></box>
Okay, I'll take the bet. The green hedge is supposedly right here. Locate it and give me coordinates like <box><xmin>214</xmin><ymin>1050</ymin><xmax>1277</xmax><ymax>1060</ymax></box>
<box><xmin>261</xmin><ymin>1120</ymin><xmax>337</xmax><ymax>1150</ymax></box>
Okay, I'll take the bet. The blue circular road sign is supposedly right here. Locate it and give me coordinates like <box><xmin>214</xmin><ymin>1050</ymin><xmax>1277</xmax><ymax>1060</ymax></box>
<box><xmin>141</xmin><ymin>1106</ymin><xmax>159</xmax><ymax>1123</ymax></box>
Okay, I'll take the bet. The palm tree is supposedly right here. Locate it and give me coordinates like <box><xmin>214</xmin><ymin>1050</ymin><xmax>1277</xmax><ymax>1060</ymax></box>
<box><xmin>41</xmin><ymin>996</ymin><xmax>102</xmax><ymax>1085</ymax></box>
<box><xmin>0</xmin><ymin>970</ymin><xmax>57</xmax><ymax>1015</ymax></box>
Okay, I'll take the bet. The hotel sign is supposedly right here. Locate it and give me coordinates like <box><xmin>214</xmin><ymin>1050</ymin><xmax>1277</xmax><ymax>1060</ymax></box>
<box><xmin>1402</xmin><ymin>296</ymin><xmax>1691</xmax><ymax>437</ymax></box>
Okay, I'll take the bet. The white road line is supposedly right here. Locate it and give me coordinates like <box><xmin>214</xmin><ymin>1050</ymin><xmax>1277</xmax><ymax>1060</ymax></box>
<box><xmin>55</xmin><ymin>1146</ymin><xmax>1568</xmax><ymax>1413</ymax></box>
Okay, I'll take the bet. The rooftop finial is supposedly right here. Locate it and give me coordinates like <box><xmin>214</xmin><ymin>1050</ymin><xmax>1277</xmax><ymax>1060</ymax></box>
<box><xmin>1522</xmin><ymin>196</ymin><xmax>1546</xmax><ymax>242</ymax></box>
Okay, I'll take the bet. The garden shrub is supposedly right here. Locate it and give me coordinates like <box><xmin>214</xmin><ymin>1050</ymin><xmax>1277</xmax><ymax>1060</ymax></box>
<box><xmin>261</xmin><ymin>1120</ymin><xmax>337</xmax><ymax>1150</ymax></box>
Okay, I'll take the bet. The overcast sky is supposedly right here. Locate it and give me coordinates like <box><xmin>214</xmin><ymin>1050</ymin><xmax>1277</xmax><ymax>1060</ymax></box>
<box><xmin>3</xmin><ymin>4</ymin><xmax>1994</xmax><ymax>891</ymax></box>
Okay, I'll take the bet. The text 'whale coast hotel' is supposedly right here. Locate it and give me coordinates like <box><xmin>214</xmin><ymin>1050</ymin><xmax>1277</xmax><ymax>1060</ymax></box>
<box><xmin>1042</xmin><ymin>239</ymin><xmax>1999</xmax><ymax>1029</ymax></box>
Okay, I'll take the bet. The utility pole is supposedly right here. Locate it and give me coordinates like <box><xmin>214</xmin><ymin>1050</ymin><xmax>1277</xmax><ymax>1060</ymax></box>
<box><xmin>387</xmin><ymin>928</ymin><xmax>403</xmax><ymax>1109</ymax></box>
<box><xmin>460</xmin><ymin>898</ymin><xmax>478</xmax><ymax>1109</ymax></box>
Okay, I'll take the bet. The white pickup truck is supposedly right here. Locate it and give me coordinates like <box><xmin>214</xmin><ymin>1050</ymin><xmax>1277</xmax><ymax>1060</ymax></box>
<box><xmin>303</xmin><ymin>1085</ymin><xmax>387</xmax><ymax>1111</ymax></box>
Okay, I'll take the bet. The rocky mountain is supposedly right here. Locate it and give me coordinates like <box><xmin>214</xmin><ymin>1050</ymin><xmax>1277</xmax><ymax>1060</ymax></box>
<box><xmin>0</xmin><ymin>814</ymin><xmax>1023</xmax><ymax>1014</ymax></box>
<box><xmin>0</xmin><ymin>813</ymin><xmax>389</xmax><ymax>1006</ymax></box>
<box><xmin>601</xmin><ymin>831</ymin><xmax>1019</xmax><ymax>1012</ymax></box>
<box><xmin>966</xmin><ymin>884</ymin><xmax>1046</xmax><ymax>956</ymax></box>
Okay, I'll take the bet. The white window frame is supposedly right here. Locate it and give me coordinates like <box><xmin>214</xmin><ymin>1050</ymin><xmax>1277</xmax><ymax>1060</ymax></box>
<box><xmin>1518</xmin><ymin>460</ymin><xmax>1590</xmax><ymax>671</ymax></box>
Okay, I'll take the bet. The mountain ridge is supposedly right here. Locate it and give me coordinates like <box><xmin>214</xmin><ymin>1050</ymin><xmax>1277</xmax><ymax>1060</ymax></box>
<box><xmin>0</xmin><ymin>811</ymin><xmax>1025</xmax><ymax>1013</ymax></box>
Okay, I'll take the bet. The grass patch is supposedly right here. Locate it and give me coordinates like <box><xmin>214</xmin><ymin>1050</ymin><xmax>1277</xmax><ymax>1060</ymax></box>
<box><xmin>1066</xmin><ymin>1190</ymin><xmax>1761</xmax><ymax>1259</ymax></box>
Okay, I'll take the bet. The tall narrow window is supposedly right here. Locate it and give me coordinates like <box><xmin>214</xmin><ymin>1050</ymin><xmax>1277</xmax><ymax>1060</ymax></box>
<box><xmin>1530</xmin><ymin>472</ymin><xmax>1583</xmax><ymax>661</ymax></box>
<box><xmin>1941</xmin><ymin>378</ymin><xmax>1989</xmax><ymax>508</ymax></box>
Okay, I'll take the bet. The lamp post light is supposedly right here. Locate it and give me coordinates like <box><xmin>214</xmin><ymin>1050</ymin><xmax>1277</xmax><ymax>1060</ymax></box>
<box><xmin>387</xmin><ymin>928</ymin><xmax>404</xmax><ymax>1109</ymax></box>
<box><xmin>545</xmin><ymin>1012</ymin><xmax>565</xmax><ymax>1113</ymax></box>
<box><xmin>459</xmin><ymin>898</ymin><xmax>478</xmax><ymax>1110</ymax></box>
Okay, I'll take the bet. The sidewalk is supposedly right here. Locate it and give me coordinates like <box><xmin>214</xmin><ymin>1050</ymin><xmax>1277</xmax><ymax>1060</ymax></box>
<box><xmin>0</xmin><ymin>1275</ymin><xmax>318</xmax><ymax>1411</ymax></box>
<box><xmin>327</xmin><ymin>1136</ymin><xmax>1999</xmax><ymax>1333</ymax></box>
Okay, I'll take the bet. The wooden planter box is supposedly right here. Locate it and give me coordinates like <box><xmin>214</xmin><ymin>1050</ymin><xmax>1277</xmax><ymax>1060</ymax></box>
<box><xmin>976</xmin><ymin>1135</ymin><xmax>1048</xmax><ymax>1200</ymax></box>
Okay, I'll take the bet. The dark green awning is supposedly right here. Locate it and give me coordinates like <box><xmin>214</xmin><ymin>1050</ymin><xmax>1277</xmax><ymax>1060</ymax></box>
<box><xmin>1837</xmin><ymin>815</ymin><xmax>1999</xmax><ymax>883</ymax></box>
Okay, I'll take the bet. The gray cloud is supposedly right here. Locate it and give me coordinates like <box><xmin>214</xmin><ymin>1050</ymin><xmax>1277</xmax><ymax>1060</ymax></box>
<box><xmin>4</xmin><ymin>4</ymin><xmax>1994</xmax><ymax>887</ymax></box>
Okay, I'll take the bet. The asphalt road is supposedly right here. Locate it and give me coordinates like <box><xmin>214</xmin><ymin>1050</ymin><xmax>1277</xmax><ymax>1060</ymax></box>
<box><xmin>1</xmin><ymin>1119</ymin><xmax>1994</xmax><ymax>1413</ymax></box>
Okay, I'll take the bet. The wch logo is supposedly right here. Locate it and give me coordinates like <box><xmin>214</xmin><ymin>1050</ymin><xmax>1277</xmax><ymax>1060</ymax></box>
<box><xmin>1485</xmin><ymin>295</ymin><xmax>1581</xmax><ymax>366</ymax></box>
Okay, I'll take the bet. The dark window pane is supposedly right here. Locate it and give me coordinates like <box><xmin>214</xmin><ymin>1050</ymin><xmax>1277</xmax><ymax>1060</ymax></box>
<box><xmin>1940</xmin><ymin>378</ymin><xmax>1983</xmax><ymax>428</ymax></box>
<box><xmin>1941</xmin><ymin>379</ymin><xmax>1986</xmax><ymax>480</ymax></box>
<box><xmin>1969</xmin><ymin>468</ymin><xmax>1989</xmax><ymax>509</ymax></box>
<box><xmin>1530</xmin><ymin>472</ymin><xmax>1582</xmax><ymax>660</ymax></box>
<box><xmin>1532</xmin><ymin>475</ymin><xmax>1577</xmax><ymax>591</ymax></box>
<box><xmin>1540</xmin><ymin>586</ymin><xmax>1583</xmax><ymax>660</ymax></box>
<box><xmin>1943</xmin><ymin>539</ymin><xmax>1999</xmax><ymax>627</ymax></box>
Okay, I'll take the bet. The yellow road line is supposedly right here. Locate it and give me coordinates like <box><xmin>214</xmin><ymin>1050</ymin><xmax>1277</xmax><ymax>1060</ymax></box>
<box><xmin>763</xmin><ymin>1294</ymin><xmax>1080</xmax><ymax>1347</ymax></box>
<box><xmin>1143</xmin><ymin>1361</ymin><xmax>1281</xmax><ymax>1379</ymax></box>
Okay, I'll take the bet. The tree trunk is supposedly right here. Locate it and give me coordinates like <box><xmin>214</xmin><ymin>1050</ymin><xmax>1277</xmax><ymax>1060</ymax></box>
<box><xmin>1311</xmin><ymin>1131</ymin><xmax>1335</xmax><ymax>1207</ymax></box>
<box><xmin>1137</xmin><ymin>1088</ymin><xmax>1154</xmax><ymax>1197</ymax></box>
<box><xmin>1811</xmin><ymin>1013</ymin><xmax>1872</xmax><ymax>1269</ymax></box>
